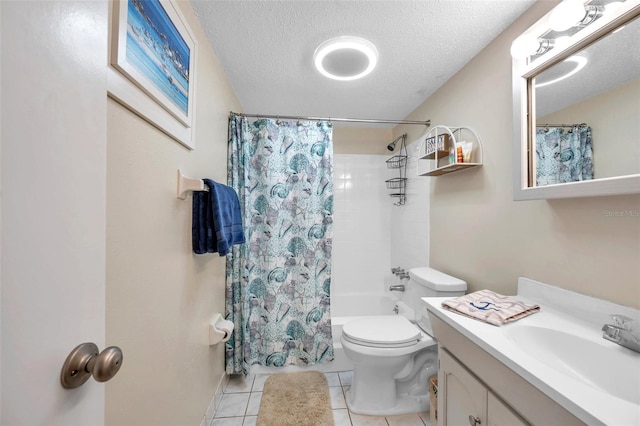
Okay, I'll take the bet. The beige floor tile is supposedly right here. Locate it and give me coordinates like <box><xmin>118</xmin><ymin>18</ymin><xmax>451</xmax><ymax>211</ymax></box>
<box><xmin>350</xmin><ymin>412</ymin><xmax>388</xmax><ymax>426</ymax></box>
<box><xmin>215</xmin><ymin>393</ymin><xmax>251</xmax><ymax>418</ymax></box>
<box><xmin>333</xmin><ymin>408</ymin><xmax>353</xmax><ymax>426</ymax></box>
<box><xmin>386</xmin><ymin>413</ymin><xmax>426</xmax><ymax>426</ymax></box>
<box><xmin>211</xmin><ymin>417</ymin><xmax>244</xmax><ymax>426</ymax></box>
<box><xmin>225</xmin><ymin>375</ymin><xmax>255</xmax><ymax>394</ymax></box>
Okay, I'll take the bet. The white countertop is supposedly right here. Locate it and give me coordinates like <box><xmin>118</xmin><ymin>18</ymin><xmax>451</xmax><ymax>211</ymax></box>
<box><xmin>423</xmin><ymin>278</ymin><xmax>640</xmax><ymax>426</ymax></box>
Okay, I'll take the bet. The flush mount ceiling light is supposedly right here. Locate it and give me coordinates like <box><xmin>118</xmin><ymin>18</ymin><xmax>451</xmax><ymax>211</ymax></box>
<box><xmin>535</xmin><ymin>55</ymin><xmax>588</xmax><ymax>88</ymax></box>
<box><xmin>314</xmin><ymin>36</ymin><xmax>378</xmax><ymax>81</ymax></box>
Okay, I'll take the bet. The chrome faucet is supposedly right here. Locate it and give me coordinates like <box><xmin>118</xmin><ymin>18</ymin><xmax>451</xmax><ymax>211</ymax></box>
<box><xmin>391</xmin><ymin>267</ymin><xmax>406</xmax><ymax>275</ymax></box>
<box><xmin>601</xmin><ymin>314</ymin><xmax>640</xmax><ymax>353</ymax></box>
<box><xmin>398</xmin><ymin>272</ymin><xmax>410</xmax><ymax>280</ymax></box>
<box><xmin>389</xmin><ymin>284</ymin><xmax>406</xmax><ymax>292</ymax></box>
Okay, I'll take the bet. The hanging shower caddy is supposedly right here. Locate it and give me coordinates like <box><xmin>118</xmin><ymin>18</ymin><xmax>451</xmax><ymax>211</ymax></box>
<box><xmin>385</xmin><ymin>134</ymin><xmax>408</xmax><ymax>205</ymax></box>
<box><xmin>416</xmin><ymin>125</ymin><xmax>483</xmax><ymax>176</ymax></box>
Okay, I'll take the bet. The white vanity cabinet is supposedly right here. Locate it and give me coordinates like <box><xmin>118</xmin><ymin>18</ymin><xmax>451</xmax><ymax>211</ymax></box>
<box><xmin>430</xmin><ymin>313</ymin><xmax>585</xmax><ymax>426</ymax></box>
<box><xmin>439</xmin><ymin>348</ymin><xmax>528</xmax><ymax>426</ymax></box>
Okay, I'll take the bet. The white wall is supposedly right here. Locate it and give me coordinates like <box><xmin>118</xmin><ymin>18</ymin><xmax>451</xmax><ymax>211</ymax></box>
<box><xmin>332</xmin><ymin>155</ymin><xmax>391</xmax><ymax>295</ymax></box>
<box><xmin>1</xmin><ymin>1</ymin><xmax>108</xmax><ymax>424</ymax></box>
<box><xmin>105</xmin><ymin>1</ymin><xmax>243</xmax><ymax>424</ymax></box>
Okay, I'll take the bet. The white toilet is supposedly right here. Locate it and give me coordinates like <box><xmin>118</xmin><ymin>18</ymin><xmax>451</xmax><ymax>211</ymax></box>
<box><xmin>341</xmin><ymin>267</ymin><xmax>466</xmax><ymax>416</ymax></box>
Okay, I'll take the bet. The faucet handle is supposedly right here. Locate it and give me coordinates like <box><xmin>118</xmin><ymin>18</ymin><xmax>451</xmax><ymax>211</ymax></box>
<box><xmin>391</xmin><ymin>267</ymin><xmax>406</xmax><ymax>276</ymax></box>
<box><xmin>610</xmin><ymin>314</ymin><xmax>634</xmax><ymax>330</ymax></box>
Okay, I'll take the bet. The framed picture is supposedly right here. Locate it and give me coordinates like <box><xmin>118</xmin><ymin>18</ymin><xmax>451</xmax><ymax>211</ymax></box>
<box><xmin>108</xmin><ymin>0</ymin><xmax>197</xmax><ymax>149</ymax></box>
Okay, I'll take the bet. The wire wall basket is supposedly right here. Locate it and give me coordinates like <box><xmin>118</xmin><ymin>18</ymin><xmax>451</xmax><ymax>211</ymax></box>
<box><xmin>386</xmin><ymin>155</ymin><xmax>407</xmax><ymax>169</ymax></box>
<box><xmin>385</xmin><ymin>134</ymin><xmax>408</xmax><ymax>206</ymax></box>
<box><xmin>385</xmin><ymin>177</ymin><xmax>407</xmax><ymax>190</ymax></box>
<box><xmin>390</xmin><ymin>193</ymin><xmax>406</xmax><ymax>205</ymax></box>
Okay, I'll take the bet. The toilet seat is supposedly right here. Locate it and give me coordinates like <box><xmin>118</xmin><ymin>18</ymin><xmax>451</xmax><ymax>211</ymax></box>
<box><xmin>342</xmin><ymin>316</ymin><xmax>422</xmax><ymax>348</ymax></box>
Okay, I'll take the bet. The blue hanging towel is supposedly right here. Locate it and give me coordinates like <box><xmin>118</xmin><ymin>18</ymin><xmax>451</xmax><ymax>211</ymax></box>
<box><xmin>192</xmin><ymin>179</ymin><xmax>245</xmax><ymax>256</ymax></box>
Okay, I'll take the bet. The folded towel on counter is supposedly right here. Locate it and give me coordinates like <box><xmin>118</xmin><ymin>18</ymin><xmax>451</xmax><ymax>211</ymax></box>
<box><xmin>442</xmin><ymin>289</ymin><xmax>540</xmax><ymax>326</ymax></box>
<box><xmin>192</xmin><ymin>179</ymin><xmax>245</xmax><ymax>256</ymax></box>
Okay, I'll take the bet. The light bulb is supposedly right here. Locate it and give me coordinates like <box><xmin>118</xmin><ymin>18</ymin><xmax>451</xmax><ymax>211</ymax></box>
<box><xmin>605</xmin><ymin>1</ymin><xmax>624</xmax><ymax>14</ymax></box>
<box><xmin>510</xmin><ymin>33</ymin><xmax>539</xmax><ymax>59</ymax></box>
<box><xmin>549</xmin><ymin>0</ymin><xmax>586</xmax><ymax>32</ymax></box>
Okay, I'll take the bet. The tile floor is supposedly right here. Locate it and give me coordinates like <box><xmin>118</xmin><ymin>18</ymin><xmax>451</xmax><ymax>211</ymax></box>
<box><xmin>211</xmin><ymin>371</ymin><xmax>433</xmax><ymax>426</ymax></box>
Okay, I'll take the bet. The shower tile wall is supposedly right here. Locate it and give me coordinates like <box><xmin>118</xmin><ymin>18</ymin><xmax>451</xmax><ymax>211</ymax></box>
<box><xmin>390</xmin><ymin>139</ymin><xmax>430</xmax><ymax>270</ymax></box>
<box><xmin>333</xmin><ymin>154</ymin><xmax>392</xmax><ymax>295</ymax></box>
<box><xmin>332</xmin><ymin>148</ymin><xmax>430</xmax><ymax>296</ymax></box>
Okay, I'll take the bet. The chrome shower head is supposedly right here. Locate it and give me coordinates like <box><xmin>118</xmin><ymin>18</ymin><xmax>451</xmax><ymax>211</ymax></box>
<box><xmin>387</xmin><ymin>134</ymin><xmax>407</xmax><ymax>152</ymax></box>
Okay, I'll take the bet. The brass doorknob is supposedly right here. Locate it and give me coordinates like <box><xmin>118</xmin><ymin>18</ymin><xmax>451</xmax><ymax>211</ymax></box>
<box><xmin>60</xmin><ymin>343</ymin><xmax>123</xmax><ymax>389</ymax></box>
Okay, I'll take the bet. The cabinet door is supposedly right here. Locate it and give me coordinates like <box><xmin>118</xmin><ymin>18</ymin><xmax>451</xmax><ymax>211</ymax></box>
<box><xmin>439</xmin><ymin>348</ymin><xmax>487</xmax><ymax>426</ymax></box>
<box><xmin>487</xmin><ymin>392</ymin><xmax>529</xmax><ymax>426</ymax></box>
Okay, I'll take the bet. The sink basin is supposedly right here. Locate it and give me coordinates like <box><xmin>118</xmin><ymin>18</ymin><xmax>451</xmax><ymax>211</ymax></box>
<box><xmin>504</xmin><ymin>325</ymin><xmax>640</xmax><ymax>404</ymax></box>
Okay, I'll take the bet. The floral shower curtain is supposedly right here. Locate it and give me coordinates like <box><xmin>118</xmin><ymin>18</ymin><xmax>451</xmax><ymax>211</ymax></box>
<box><xmin>536</xmin><ymin>125</ymin><xmax>593</xmax><ymax>186</ymax></box>
<box><xmin>225</xmin><ymin>113</ymin><xmax>334</xmax><ymax>375</ymax></box>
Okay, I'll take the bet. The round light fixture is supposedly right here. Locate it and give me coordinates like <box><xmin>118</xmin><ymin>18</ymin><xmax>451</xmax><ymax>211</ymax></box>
<box><xmin>314</xmin><ymin>36</ymin><xmax>378</xmax><ymax>81</ymax></box>
<box><xmin>535</xmin><ymin>55</ymin><xmax>588</xmax><ymax>88</ymax></box>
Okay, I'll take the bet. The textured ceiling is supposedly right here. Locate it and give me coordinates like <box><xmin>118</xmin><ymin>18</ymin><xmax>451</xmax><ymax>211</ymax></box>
<box><xmin>536</xmin><ymin>14</ymin><xmax>640</xmax><ymax>117</ymax></box>
<box><xmin>191</xmin><ymin>0</ymin><xmax>536</xmax><ymax>127</ymax></box>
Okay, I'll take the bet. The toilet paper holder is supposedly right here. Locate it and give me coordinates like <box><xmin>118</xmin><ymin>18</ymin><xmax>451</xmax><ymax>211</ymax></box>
<box><xmin>209</xmin><ymin>313</ymin><xmax>234</xmax><ymax>346</ymax></box>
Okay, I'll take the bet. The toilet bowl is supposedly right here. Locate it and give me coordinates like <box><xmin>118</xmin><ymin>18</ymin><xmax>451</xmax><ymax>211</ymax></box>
<box><xmin>341</xmin><ymin>267</ymin><xmax>466</xmax><ymax>416</ymax></box>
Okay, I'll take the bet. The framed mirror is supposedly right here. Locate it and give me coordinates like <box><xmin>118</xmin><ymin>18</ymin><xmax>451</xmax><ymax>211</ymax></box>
<box><xmin>512</xmin><ymin>0</ymin><xmax>640</xmax><ymax>200</ymax></box>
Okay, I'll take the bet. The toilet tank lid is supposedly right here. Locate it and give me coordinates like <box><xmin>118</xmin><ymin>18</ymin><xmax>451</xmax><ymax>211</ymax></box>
<box><xmin>409</xmin><ymin>267</ymin><xmax>467</xmax><ymax>291</ymax></box>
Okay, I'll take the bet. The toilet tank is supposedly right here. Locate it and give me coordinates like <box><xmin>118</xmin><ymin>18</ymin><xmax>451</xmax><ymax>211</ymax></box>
<box><xmin>402</xmin><ymin>267</ymin><xmax>466</xmax><ymax>335</ymax></box>
<box><xmin>409</xmin><ymin>267</ymin><xmax>466</xmax><ymax>296</ymax></box>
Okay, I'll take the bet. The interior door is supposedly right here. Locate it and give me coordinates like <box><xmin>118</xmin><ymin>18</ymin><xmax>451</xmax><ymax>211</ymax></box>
<box><xmin>1</xmin><ymin>0</ymin><xmax>109</xmax><ymax>424</ymax></box>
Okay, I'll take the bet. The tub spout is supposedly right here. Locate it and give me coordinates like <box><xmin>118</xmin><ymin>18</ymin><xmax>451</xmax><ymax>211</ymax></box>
<box><xmin>389</xmin><ymin>285</ymin><xmax>405</xmax><ymax>292</ymax></box>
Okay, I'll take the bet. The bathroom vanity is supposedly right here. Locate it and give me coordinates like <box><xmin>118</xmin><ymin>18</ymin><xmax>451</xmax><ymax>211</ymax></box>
<box><xmin>423</xmin><ymin>278</ymin><xmax>640</xmax><ymax>426</ymax></box>
<box><xmin>438</xmin><ymin>348</ymin><xmax>531</xmax><ymax>426</ymax></box>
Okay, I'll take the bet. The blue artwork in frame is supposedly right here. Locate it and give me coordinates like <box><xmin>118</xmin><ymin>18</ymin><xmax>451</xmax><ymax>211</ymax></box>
<box><xmin>110</xmin><ymin>0</ymin><xmax>196</xmax><ymax>147</ymax></box>
<box><xmin>125</xmin><ymin>0</ymin><xmax>189</xmax><ymax>115</ymax></box>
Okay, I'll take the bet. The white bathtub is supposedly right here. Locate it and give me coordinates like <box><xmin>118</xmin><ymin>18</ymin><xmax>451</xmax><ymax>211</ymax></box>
<box><xmin>331</xmin><ymin>292</ymin><xmax>397</xmax><ymax>317</ymax></box>
<box><xmin>251</xmin><ymin>292</ymin><xmax>396</xmax><ymax>374</ymax></box>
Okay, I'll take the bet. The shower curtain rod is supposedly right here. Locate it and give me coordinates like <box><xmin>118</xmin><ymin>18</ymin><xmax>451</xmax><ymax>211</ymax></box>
<box><xmin>231</xmin><ymin>111</ymin><xmax>431</xmax><ymax>127</ymax></box>
<box><xmin>536</xmin><ymin>123</ymin><xmax>588</xmax><ymax>128</ymax></box>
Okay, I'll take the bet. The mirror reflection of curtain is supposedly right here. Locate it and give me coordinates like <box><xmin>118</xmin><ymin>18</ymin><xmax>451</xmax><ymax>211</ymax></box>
<box><xmin>536</xmin><ymin>126</ymin><xmax>593</xmax><ymax>186</ymax></box>
<box><xmin>225</xmin><ymin>113</ymin><xmax>334</xmax><ymax>375</ymax></box>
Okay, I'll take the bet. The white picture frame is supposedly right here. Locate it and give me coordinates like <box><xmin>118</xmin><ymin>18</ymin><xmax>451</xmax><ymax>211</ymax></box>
<box><xmin>108</xmin><ymin>0</ymin><xmax>197</xmax><ymax>149</ymax></box>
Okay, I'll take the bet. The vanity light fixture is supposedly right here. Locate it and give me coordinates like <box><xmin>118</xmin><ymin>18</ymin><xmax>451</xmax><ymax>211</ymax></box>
<box><xmin>550</xmin><ymin>0</ymin><xmax>604</xmax><ymax>32</ymax></box>
<box><xmin>510</xmin><ymin>33</ymin><xmax>539</xmax><ymax>59</ymax></box>
<box><xmin>511</xmin><ymin>0</ymin><xmax>608</xmax><ymax>59</ymax></box>
<box><xmin>314</xmin><ymin>36</ymin><xmax>378</xmax><ymax>81</ymax></box>
<box><xmin>510</xmin><ymin>35</ymin><xmax>555</xmax><ymax>59</ymax></box>
<box><xmin>606</xmin><ymin>1</ymin><xmax>625</xmax><ymax>13</ymax></box>
<box><xmin>549</xmin><ymin>0</ymin><xmax>587</xmax><ymax>31</ymax></box>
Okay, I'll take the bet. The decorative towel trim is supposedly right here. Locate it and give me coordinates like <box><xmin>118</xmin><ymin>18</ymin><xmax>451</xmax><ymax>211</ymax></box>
<box><xmin>442</xmin><ymin>289</ymin><xmax>540</xmax><ymax>326</ymax></box>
